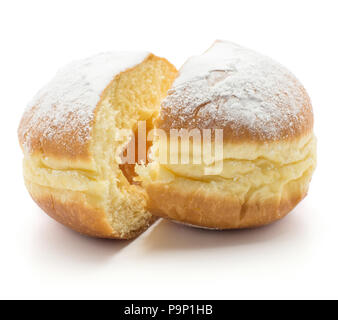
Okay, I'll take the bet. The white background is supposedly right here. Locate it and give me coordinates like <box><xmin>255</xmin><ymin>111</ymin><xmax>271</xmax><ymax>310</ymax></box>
<box><xmin>0</xmin><ymin>0</ymin><xmax>337</xmax><ymax>300</ymax></box>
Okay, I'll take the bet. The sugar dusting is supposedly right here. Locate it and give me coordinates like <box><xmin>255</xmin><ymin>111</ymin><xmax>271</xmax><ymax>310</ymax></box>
<box><xmin>161</xmin><ymin>41</ymin><xmax>310</xmax><ymax>140</ymax></box>
<box><xmin>21</xmin><ymin>51</ymin><xmax>149</xmax><ymax>153</ymax></box>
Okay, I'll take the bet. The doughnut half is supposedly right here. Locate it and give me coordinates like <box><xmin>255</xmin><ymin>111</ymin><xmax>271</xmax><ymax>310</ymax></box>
<box><xmin>138</xmin><ymin>41</ymin><xmax>316</xmax><ymax>229</ymax></box>
<box><xmin>18</xmin><ymin>52</ymin><xmax>177</xmax><ymax>239</ymax></box>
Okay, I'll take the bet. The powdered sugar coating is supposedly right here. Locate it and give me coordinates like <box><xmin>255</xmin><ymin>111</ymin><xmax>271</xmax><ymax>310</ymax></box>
<box><xmin>160</xmin><ymin>41</ymin><xmax>312</xmax><ymax>141</ymax></box>
<box><xmin>19</xmin><ymin>51</ymin><xmax>149</xmax><ymax>155</ymax></box>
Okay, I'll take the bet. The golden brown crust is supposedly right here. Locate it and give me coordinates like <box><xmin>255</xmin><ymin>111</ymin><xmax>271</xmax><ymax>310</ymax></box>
<box><xmin>159</xmin><ymin>84</ymin><xmax>313</xmax><ymax>144</ymax></box>
<box><xmin>158</xmin><ymin>41</ymin><xmax>314</xmax><ymax>143</ymax></box>
<box><xmin>145</xmin><ymin>182</ymin><xmax>307</xmax><ymax>229</ymax></box>
<box><xmin>140</xmin><ymin>131</ymin><xmax>316</xmax><ymax>229</ymax></box>
<box><xmin>18</xmin><ymin>105</ymin><xmax>93</xmax><ymax>160</ymax></box>
<box><xmin>25</xmin><ymin>180</ymin><xmax>156</xmax><ymax>239</ymax></box>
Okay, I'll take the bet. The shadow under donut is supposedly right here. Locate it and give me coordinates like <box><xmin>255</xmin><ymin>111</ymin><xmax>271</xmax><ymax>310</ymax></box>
<box><xmin>30</xmin><ymin>208</ymin><xmax>132</xmax><ymax>266</ymax></box>
<box><xmin>142</xmin><ymin>203</ymin><xmax>311</xmax><ymax>252</ymax></box>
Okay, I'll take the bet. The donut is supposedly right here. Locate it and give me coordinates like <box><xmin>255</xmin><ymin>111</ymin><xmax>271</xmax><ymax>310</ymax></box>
<box><xmin>18</xmin><ymin>52</ymin><xmax>177</xmax><ymax>239</ymax></box>
<box><xmin>138</xmin><ymin>41</ymin><xmax>317</xmax><ymax>229</ymax></box>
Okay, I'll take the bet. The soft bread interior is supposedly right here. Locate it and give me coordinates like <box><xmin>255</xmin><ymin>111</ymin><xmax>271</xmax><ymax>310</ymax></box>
<box><xmin>91</xmin><ymin>55</ymin><xmax>177</xmax><ymax>235</ymax></box>
<box><xmin>23</xmin><ymin>55</ymin><xmax>177</xmax><ymax>238</ymax></box>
